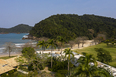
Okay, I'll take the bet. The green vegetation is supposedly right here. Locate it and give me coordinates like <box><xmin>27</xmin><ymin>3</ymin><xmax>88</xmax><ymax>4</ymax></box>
<box><xmin>0</xmin><ymin>24</ymin><xmax>32</xmax><ymax>33</ymax></box>
<box><xmin>30</xmin><ymin>14</ymin><xmax>116</xmax><ymax>41</ymax></box>
<box><xmin>64</xmin><ymin>48</ymin><xmax>74</xmax><ymax>76</ymax></box>
<box><xmin>21</xmin><ymin>47</ymin><xmax>36</xmax><ymax>59</ymax></box>
<box><xmin>74</xmin><ymin>43</ymin><xmax>116</xmax><ymax>67</ymax></box>
<box><xmin>0</xmin><ymin>56</ymin><xmax>16</xmax><ymax>59</ymax></box>
<box><xmin>72</xmin><ymin>53</ymin><xmax>113</xmax><ymax>77</ymax></box>
<box><xmin>95</xmin><ymin>48</ymin><xmax>112</xmax><ymax>63</ymax></box>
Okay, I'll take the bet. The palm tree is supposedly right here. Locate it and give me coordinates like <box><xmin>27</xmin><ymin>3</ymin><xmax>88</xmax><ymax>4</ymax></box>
<box><xmin>57</xmin><ymin>36</ymin><xmax>65</xmax><ymax>55</ymax></box>
<box><xmin>73</xmin><ymin>53</ymin><xmax>97</xmax><ymax>77</ymax></box>
<box><xmin>37</xmin><ymin>40</ymin><xmax>48</xmax><ymax>56</ymax></box>
<box><xmin>47</xmin><ymin>39</ymin><xmax>57</xmax><ymax>68</ymax></box>
<box><xmin>64</xmin><ymin>48</ymin><xmax>74</xmax><ymax>76</ymax></box>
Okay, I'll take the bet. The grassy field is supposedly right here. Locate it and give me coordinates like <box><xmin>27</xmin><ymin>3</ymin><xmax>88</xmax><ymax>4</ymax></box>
<box><xmin>73</xmin><ymin>43</ymin><xmax>116</xmax><ymax>67</ymax></box>
<box><xmin>0</xmin><ymin>56</ymin><xmax>16</xmax><ymax>59</ymax></box>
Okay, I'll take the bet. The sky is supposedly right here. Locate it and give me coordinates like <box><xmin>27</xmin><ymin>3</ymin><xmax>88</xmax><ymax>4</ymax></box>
<box><xmin>0</xmin><ymin>0</ymin><xmax>116</xmax><ymax>28</ymax></box>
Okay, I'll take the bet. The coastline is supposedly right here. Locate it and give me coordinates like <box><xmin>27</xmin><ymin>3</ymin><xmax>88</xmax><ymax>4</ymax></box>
<box><xmin>0</xmin><ymin>53</ymin><xmax>22</xmax><ymax>57</ymax></box>
<box><xmin>0</xmin><ymin>40</ymin><xmax>96</xmax><ymax>57</ymax></box>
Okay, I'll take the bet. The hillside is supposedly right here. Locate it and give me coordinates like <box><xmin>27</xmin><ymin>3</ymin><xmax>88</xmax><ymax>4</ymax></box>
<box><xmin>0</xmin><ymin>24</ymin><xmax>32</xmax><ymax>34</ymax></box>
<box><xmin>29</xmin><ymin>14</ymin><xmax>116</xmax><ymax>40</ymax></box>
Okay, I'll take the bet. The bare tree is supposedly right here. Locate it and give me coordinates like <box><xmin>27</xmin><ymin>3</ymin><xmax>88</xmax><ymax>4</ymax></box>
<box><xmin>96</xmin><ymin>34</ymin><xmax>106</xmax><ymax>43</ymax></box>
<box><xmin>68</xmin><ymin>40</ymin><xmax>75</xmax><ymax>49</ymax></box>
<box><xmin>93</xmin><ymin>38</ymin><xmax>99</xmax><ymax>45</ymax></box>
<box><xmin>74</xmin><ymin>37</ymin><xmax>82</xmax><ymax>48</ymax></box>
<box><xmin>81</xmin><ymin>36</ymin><xmax>88</xmax><ymax>47</ymax></box>
<box><xmin>3</xmin><ymin>42</ymin><xmax>16</xmax><ymax>57</ymax></box>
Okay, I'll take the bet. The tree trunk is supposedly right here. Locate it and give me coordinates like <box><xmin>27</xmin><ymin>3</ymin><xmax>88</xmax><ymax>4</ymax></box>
<box><xmin>68</xmin><ymin>60</ymin><xmax>69</xmax><ymax>76</ymax></box>
<box><xmin>82</xmin><ymin>43</ymin><xmax>84</xmax><ymax>47</ymax></box>
<box><xmin>51</xmin><ymin>47</ymin><xmax>52</xmax><ymax>68</ymax></box>
<box><xmin>9</xmin><ymin>47</ymin><xmax>10</xmax><ymax>57</ymax></box>
<box><xmin>61</xmin><ymin>44</ymin><xmax>62</xmax><ymax>55</ymax></box>
<box><xmin>78</xmin><ymin>43</ymin><xmax>79</xmax><ymax>48</ymax></box>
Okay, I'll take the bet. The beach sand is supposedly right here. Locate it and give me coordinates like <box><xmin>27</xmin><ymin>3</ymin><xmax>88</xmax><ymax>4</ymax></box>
<box><xmin>0</xmin><ymin>40</ymin><xmax>97</xmax><ymax>57</ymax></box>
<box><xmin>0</xmin><ymin>52</ymin><xmax>22</xmax><ymax>57</ymax></box>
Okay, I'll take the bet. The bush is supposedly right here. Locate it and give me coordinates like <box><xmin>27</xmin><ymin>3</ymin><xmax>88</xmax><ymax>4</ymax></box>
<box><xmin>8</xmin><ymin>70</ymin><xmax>14</xmax><ymax>74</ymax></box>
<box><xmin>55</xmin><ymin>73</ymin><xmax>65</xmax><ymax>77</ymax></box>
<box><xmin>95</xmin><ymin>48</ymin><xmax>112</xmax><ymax>63</ymax></box>
<box><xmin>1</xmin><ymin>73</ymin><xmax>7</xmax><ymax>77</ymax></box>
<box><xmin>38</xmin><ymin>64</ymin><xmax>45</xmax><ymax>70</ymax></box>
<box><xmin>57</xmin><ymin>70</ymin><xmax>68</xmax><ymax>75</ymax></box>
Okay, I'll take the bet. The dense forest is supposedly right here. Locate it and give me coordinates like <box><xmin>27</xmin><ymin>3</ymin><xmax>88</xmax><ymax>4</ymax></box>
<box><xmin>29</xmin><ymin>14</ymin><xmax>116</xmax><ymax>40</ymax></box>
<box><xmin>0</xmin><ymin>24</ymin><xmax>32</xmax><ymax>33</ymax></box>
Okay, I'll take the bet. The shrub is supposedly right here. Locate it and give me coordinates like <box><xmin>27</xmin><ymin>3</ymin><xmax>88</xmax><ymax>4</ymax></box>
<box><xmin>8</xmin><ymin>70</ymin><xmax>14</xmax><ymax>74</ymax></box>
<box><xmin>55</xmin><ymin>73</ymin><xmax>65</xmax><ymax>77</ymax></box>
<box><xmin>57</xmin><ymin>70</ymin><xmax>68</xmax><ymax>75</ymax></box>
<box><xmin>1</xmin><ymin>73</ymin><xmax>7</xmax><ymax>77</ymax></box>
<box><xmin>95</xmin><ymin>48</ymin><xmax>112</xmax><ymax>63</ymax></box>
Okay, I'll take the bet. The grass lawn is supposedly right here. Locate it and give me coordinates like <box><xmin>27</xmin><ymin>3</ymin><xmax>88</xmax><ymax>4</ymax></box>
<box><xmin>0</xmin><ymin>56</ymin><xmax>16</xmax><ymax>59</ymax></box>
<box><xmin>73</xmin><ymin>43</ymin><xmax>116</xmax><ymax>67</ymax></box>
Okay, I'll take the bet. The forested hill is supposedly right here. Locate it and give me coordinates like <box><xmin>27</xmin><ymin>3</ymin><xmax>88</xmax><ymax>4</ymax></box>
<box><xmin>0</xmin><ymin>24</ymin><xmax>32</xmax><ymax>34</ymax></box>
<box><xmin>30</xmin><ymin>14</ymin><xmax>116</xmax><ymax>40</ymax></box>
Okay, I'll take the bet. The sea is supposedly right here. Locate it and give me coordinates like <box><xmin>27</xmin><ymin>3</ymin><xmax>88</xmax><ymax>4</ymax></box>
<box><xmin>0</xmin><ymin>33</ymin><xmax>33</xmax><ymax>55</ymax></box>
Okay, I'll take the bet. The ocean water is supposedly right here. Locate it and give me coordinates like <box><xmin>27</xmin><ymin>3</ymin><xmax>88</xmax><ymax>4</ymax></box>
<box><xmin>0</xmin><ymin>33</ymin><xmax>31</xmax><ymax>54</ymax></box>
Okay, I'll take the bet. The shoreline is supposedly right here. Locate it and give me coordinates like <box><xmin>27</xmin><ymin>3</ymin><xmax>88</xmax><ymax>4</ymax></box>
<box><xmin>0</xmin><ymin>40</ymin><xmax>96</xmax><ymax>57</ymax></box>
<box><xmin>0</xmin><ymin>53</ymin><xmax>22</xmax><ymax>57</ymax></box>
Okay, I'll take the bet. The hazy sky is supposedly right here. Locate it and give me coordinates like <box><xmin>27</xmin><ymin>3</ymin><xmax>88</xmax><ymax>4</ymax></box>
<box><xmin>0</xmin><ymin>0</ymin><xmax>116</xmax><ymax>28</ymax></box>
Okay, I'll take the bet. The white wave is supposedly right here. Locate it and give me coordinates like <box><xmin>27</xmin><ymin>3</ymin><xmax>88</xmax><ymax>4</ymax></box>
<box><xmin>15</xmin><ymin>43</ymin><xmax>25</xmax><ymax>48</ymax></box>
<box><xmin>0</xmin><ymin>47</ymin><xmax>5</xmax><ymax>50</ymax></box>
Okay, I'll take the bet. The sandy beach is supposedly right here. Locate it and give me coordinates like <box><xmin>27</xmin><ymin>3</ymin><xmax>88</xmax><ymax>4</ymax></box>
<box><xmin>0</xmin><ymin>40</ymin><xmax>96</xmax><ymax>57</ymax></box>
<box><xmin>0</xmin><ymin>52</ymin><xmax>22</xmax><ymax>57</ymax></box>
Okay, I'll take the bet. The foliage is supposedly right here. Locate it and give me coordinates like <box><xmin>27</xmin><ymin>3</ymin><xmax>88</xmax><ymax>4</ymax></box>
<box><xmin>73</xmin><ymin>53</ymin><xmax>97</xmax><ymax>77</ymax></box>
<box><xmin>105</xmin><ymin>39</ymin><xmax>116</xmax><ymax>47</ymax></box>
<box><xmin>21</xmin><ymin>47</ymin><xmax>36</xmax><ymax>59</ymax></box>
<box><xmin>72</xmin><ymin>53</ymin><xmax>112</xmax><ymax>77</ymax></box>
<box><xmin>55</xmin><ymin>73</ymin><xmax>65</xmax><ymax>77</ymax></box>
<box><xmin>37</xmin><ymin>40</ymin><xmax>48</xmax><ymax>55</ymax></box>
<box><xmin>30</xmin><ymin>14</ymin><xmax>116</xmax><ymax>41</ymax></box>
<box><xmin>64</xmin><ymin>48</ymin><xmax>74</xmax><ymax>73</ymax></box>
<box><xmin>95</xmin><ymin>48</ymin><xmax>112</xmax><ymax>63</ymax></box>
<box><xmin>28</xmin><ymin>54</ymin><xmax>48</xmax><ymax>71</ymax></box>
<box><xmin>47</xmin><ymin>39</ymin><xmax>57</xmax><ymax>68</ymax></box>
<box><xmin>1</xmin><ymin>73</ymin><xmax>7</xmax><ymax>77</ymax></box>
<box><xmin>0</xmin><ymin>24</ymin><xmax>32</xmax><ymax>33</ymax></box>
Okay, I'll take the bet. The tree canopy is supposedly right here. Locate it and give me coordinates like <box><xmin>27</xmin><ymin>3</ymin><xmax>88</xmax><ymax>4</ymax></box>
<box><xmin>0</xmin><ymin>24</ymin><xmax>32</xmax><ymax>33</ymax></box>
<box><xmin>95</xmin><ymin>48</ymin><xmax>112</xmax><ymax>63</ymax></box>
<box><xmin>30</xmin><ymin>14</ymin><xmax>116</xmax><ymax>41</ymax></box>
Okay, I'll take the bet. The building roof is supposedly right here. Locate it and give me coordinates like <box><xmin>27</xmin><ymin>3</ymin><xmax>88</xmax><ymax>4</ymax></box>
<box><xmin>0</xmin><ymin>66</ymin><xmax>15</xmax><ymax>74</ymax></box>
<box><xmin>0</xmin><ymin>57</ymin><xmax>19</xmax><ymax>75</ymax></box>
<box><xmin>0</xmin><ymin>59</ymin><xmax>7</xmax><ymax>65</ymax></box>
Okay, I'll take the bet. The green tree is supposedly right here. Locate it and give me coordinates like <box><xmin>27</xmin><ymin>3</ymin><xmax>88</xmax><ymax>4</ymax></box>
<box><xmin>47</xmin><ymin>39</ymin><xmax>57</xmax><ymax>68</ymax></box>
<box><xmin>57</xmin><ymin>36</ymin><xmax>65</xmax><ymax>55</ymax></box>
<box><xmin>73</xmin><ymin>53</ymin><xmax>97</xmax><ymax>77</ymax></box>
<box><xmin>95</xmin><ymin>48</ymin><xmax>112</xmax><ymax>63</ymax></box>
<box><xmin>37</xmin><ymin>40</ymin><xmax>48</xmax><ymax>55</ymax></box>
<box><xmin>64</xmin><ymin>48</ymin><xmax>74</xmax><ymax>76</ymax></box>
<box><xmin>21</xmin><ymin>47</ymin><xmax>36</xmax><ymax>61</ymax></box>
